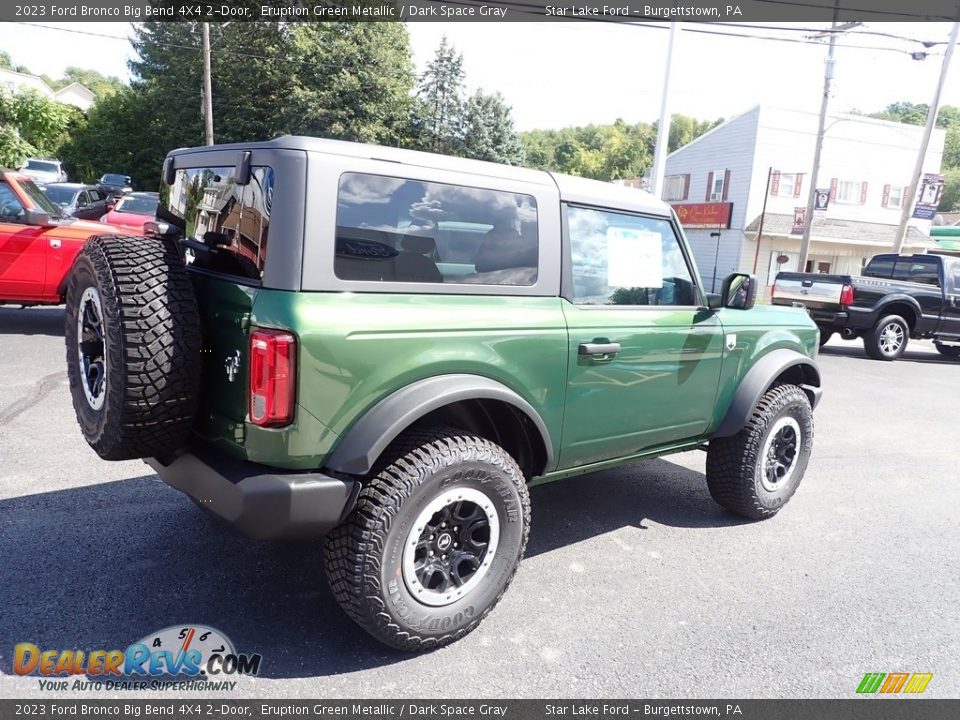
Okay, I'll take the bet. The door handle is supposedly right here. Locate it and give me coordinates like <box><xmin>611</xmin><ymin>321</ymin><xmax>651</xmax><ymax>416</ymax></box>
<box><xmin>578</xmin><ymin>342</ymin><xmax>621</xmax><ymax>356</ymax></box>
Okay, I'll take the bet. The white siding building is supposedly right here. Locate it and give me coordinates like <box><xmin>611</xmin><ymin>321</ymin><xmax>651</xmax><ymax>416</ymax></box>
<box><xmin>663</xmin><ymin>106</ymin><xmax>944</xmax><ymax>293</ymax></box>
<box><xmin>0</xmin><ymin>68</ymin><xmax>94</xmax><ymax>111</ymax></box>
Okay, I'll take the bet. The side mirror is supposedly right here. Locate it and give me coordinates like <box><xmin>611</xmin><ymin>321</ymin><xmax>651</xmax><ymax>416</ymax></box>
<box><xmin>720</xmin><ymin>273</ymin><xmax>758</xmax><ymax>310</ymax></box>
<box><xmin>23</xmin><ymin>209</ymin><xmax>51</xmax><ymax>227</ymax></box>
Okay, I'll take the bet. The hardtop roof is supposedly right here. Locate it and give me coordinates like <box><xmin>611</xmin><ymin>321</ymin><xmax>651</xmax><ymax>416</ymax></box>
<box><xmin>167</xmin><ymin>136</ymin><xmax>673</xmax><ymax>218</ymax></box>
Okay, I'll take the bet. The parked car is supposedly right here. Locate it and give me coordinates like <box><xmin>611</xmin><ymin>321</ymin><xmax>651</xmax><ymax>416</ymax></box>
<box><xmin>64</xmin><ymin>137</ymin><xmax>822</xmax><ymax>651</ymax></box>
<box><xmin>18</xmin><ymin>158</ymin><xmax>67</xmax><ymax>185</ymax></box>
<box><xmin>772</xmin><ymin>252</ymin><xmax>960</xmax><ymax>360</ymax></box>
<box><xmin>0</xmin><ymin>170</ymin><xmax>133</xmax><ymax>306</ymax></box>
<box><xmin>42</xmin><ymin>183</ymin><xmax>111</xmax><ymax>221</ymax></box>
<box><xmin>98</xmin><ymin>192</ymin><xmax>159</xmax><ymax>231</ymax></box>
<box><xmin>97</xmin><ymin>173</ymin><xmax>133</xmax><ymax>198</ymax></box>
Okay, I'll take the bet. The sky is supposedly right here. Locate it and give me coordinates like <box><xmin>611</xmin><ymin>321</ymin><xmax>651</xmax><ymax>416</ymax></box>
<box><xmin>1</xmin><ymin>21</ymin><xmax>959</xmax><ymax>130</ymax></box>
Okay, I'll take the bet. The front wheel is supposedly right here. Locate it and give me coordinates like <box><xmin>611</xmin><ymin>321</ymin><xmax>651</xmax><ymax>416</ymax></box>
<box><xmin>706</xmin><ymin>384</ymin><xmax>814</xmax><ymax>520</ymax></box>
<box><xmin>864</xmin><ymin>315</ymin><xmax>909</xmax><ymax>361</ymax></box>
<box><xmin>934</xmin><ymin>341</ymin><xmax>960</xmax><ymax>358</ymax></box>
<box><xmin>324</xmin><ymin>427</ymin><xmax>530</xmax><ymax>651</ymax></box>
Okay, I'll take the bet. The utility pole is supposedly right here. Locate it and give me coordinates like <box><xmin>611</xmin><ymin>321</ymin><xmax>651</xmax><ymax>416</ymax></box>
<box><xmin>893</xmin><ymin>20</ymin><xmax>960</xmax><ymax>253</ymax></box>
<box><xmin>650</xmin><ymin>22</ymin><xmax>680</xmax><ymax>198</ymax></box>
<box><xmin>798</xmin><ymin>5</ymin><xmax>860</xmax><ymax>270</ymax></box>
<box><xmin>202</xmin><ymin>22</ymin><xmax>214</xmax><ymax>146</ymax></box>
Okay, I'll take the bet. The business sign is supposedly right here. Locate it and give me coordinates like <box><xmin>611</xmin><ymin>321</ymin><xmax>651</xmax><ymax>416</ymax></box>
<box><xmin>912</xmin><ymin>173</ymin><xmax>944</xmax><ymax>219</ymax></box>
<box><xmin>791</xmin><ymin>207</ymin><xmax>806</xmax><ymax>235</ymax></box>
<box><xmin>814</xmin><ymin>189</ymin><xmax>830</xmax><ymax>212</ymax></box>
<box><xmin>671</xmin><ymin>202</ymin><xmax>733</xmax><ymax>229</ymax></box>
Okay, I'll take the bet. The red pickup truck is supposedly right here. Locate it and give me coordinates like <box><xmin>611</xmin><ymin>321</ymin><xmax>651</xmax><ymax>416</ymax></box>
<box><xmin>0</xmin><ymin>169</ymin><xmax>134</xmax><ymax>306</ymax></box>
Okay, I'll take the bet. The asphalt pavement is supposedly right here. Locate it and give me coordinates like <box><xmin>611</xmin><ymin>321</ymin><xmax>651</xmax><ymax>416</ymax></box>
<box><xmin>1</xmin><ymin>305</ymin><xmax>958</xmax><ymax>699</ymax></box>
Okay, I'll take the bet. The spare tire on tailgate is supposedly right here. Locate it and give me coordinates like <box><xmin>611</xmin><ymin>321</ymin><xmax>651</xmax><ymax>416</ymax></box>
<box><xmin>65</xmin><ymin>234</ymin><xmax>201</xmax><ymax>460</ymax></box>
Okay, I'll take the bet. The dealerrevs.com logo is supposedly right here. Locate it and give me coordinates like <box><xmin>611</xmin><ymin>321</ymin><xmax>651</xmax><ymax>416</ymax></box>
<box><xmin>13</xmin><ymin>625</ymin><xmax>262</xmax><ymax>691</ymax></box>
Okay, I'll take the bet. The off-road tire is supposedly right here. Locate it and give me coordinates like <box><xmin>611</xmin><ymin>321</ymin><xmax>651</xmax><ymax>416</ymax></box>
<box><xmin>65</xmin><ymin>234</ymin><xmax>201</xmax><ymax>460</ymax></box>
<box><xmin>706</xmin><ymin>384</ymin><xmax>813</xmax><ymax>520</ymax></box>
<box><xmin>864</xmin><ymin>314</ymin><xmax>909</xmax><ymax>361</ymax></box>
<box><xmin>934</xmin><ymin>341</ymin><xmax>960</xmax><ymax>358</ymax></box>
<box><xmin>324</xmin><ymin>427</ymin><xmax>531</xmax><ymax>651</ymax></box>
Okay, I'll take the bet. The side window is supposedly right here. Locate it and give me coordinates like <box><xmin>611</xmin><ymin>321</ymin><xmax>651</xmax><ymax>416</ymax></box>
<box><xmin>0</xmin><ymin>182</ymin><xmax>26</xmax><ymax>223</ymax></box>
<box><xmin>335</xmin><ymin>173</ymin><xmax>538</xmax><ymax>286</ymax></box>
<box><xmin>567</xmin><ymin>206</ymin><xmax>697</xmax><ymax>306</ymax></box>
<box><xmin>863</xmin><ymin>257</ymin><xmax>895</xmax><ymax>279</ymax></box>
<box><xmin>79</xmin><ymin>191</ymin><xmax>93</xmax><ymax>206</ymax></box>
<box><xmin>163</xmin><ymin>165</ymin><xmax>273</xmax><ymax>281</ymax></box>
<box><xmin>894</xmin><ymin>259</ymin><xmax>941</xmax><ymax>286</ymax></box>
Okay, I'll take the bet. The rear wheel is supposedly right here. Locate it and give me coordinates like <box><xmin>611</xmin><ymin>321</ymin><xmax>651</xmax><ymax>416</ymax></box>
<box><xmin>65</xmin><ymin>235</ymin><xmax>201</xmax><ymax>460</ymax></box>
<box><xmin>818</xmin><ymin>331</ymin><xmax>834</xmax><ymax>348</ymax></box>
<box><xmin>324</xmin><ymin>427</ymin><xmax>530</xmax><ymax>651</ymax></box>
<box><xmin>706</xmin><ymin>384</ymin><xmax>813</xmax><ymax>520</ymax></box>
<box><xmin>934</xmin><ymin>341</ymin><xmax>960</xmax><ymax>358</ymax></box>
<box><xmin>864</xmin><ymin>315</ymin><xmax>909</xmax><ymax>361</ymax></box>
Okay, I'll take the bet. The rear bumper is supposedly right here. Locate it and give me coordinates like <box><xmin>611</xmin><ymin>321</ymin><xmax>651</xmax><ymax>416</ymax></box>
<box><xmin>803</xmin><ymin>307</ymin><xmax>875</xmax><ymax>332</ymax></box>
<box><xmin>146</xmin><ymin>444</ymin><xmax>359</xmax><ymax>540</ymax></box>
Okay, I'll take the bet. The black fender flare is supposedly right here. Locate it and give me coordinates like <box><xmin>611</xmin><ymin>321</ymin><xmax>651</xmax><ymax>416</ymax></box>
<box><xmin>324</xmin><ymin>374</ymin><xmax>555</xmax><ymax>476</ymax></box>
<box><xmin>874</xmin><ymin>295</ymin><xmax>923</xmax><ymax>328</ymax></box>
<box><xmin>712</xmin><ymin>349</ymin><xmax>821</xmax><ymax>438</ymax></box>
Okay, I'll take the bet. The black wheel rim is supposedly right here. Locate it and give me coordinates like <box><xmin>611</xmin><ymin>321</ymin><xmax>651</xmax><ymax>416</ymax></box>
<box><xmin>77</xmin><ymin>287</ymin><xmax>107</xmax><ymax>410</ymax></box>
<box><xmin>403</xmin><ymin>487</ymin><xmax>500</xmax><ymax>606</ymax></box>
<box><xmin>761</xmin><ymin>417</ymin><xmax>800</xmax><ymax>492</ymax></box>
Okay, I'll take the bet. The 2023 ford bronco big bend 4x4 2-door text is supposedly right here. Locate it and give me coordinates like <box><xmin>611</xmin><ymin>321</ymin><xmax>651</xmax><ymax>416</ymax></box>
<box><xmin>64</xmin><ymin>138</ymin><xmax>822</xmax><ymax>651</ymax></box>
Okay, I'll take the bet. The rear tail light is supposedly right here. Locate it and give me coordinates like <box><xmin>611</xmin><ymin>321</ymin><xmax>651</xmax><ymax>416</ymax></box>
<box><xmin>840</xmin><ymin>284</ymin><xmax>855</xmax><ymax>306</ymax></box>
<box><xmin>249</xmin><ymin>328</ymin><xmax>296</xmax><ymax>427</ymax></box>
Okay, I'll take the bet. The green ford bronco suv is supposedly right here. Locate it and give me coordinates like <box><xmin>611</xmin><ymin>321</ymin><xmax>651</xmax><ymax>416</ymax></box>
<box><xmin>64</xmin><ymin>137</ymin><xmax>822</xmax><ymax>651</ymax></box>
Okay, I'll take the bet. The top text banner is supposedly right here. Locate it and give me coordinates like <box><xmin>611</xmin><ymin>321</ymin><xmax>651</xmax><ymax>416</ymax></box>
<box><xmin>4</xmin><ymin>0</ymin><xmax>960</xmax><ymax>23</ymax></box>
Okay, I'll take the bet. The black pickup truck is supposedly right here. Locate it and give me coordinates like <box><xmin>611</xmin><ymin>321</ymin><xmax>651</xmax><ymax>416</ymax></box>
<box><xmin>772</xmin><ymin>253</ymin><xmax>960</xmax><ymax>360</ymax></box>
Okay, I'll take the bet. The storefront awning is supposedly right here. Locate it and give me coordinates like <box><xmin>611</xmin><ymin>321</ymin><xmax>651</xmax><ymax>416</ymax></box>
<box><xmin>745</xmin><ymin>213</ymin><xmax>936</xmax><ymax>249</ymax></box>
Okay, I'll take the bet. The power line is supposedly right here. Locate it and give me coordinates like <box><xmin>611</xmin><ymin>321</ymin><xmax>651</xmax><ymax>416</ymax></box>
<box><xmin>15</xmin><ymin>16</ymin><xmax>946</xmax><ymax>64</ymax></box>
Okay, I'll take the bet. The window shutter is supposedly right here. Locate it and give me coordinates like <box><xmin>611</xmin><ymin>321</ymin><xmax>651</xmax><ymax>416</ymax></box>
<box><xmin>722</xmin><ymin>169</ymin><xmax>730</xmax><ymax>201</ymax></box>
<box><xmin>860</xmin><ymin>182</ymin><xmax>868</xmax><ymax>205</ymax></box>
<box><xmin>682</xmin><ymin>174</ymin><xmax>690</xmax><ymax>200</ymax></box>
<box><xmin>705</xmin><ymin>172</ymin><xmax>714</xmax><ymax>201</ymax></box>
<box><xmin>771</xmin><ymin>171</ymin><xmax>781</xmax><ymax>196</ymax></box>
<box><xmin>830</xmin><ymin>178</ymin><xmax>838</xmax><ymax>201</ymax></box>
<box><xmin>882</xmin><ymin>184</ymin><xmax>890</xmax><ymax>207</ymax></box>
<box><xmin>794</xmin><ymin>174</ymin><xmax>803</xmax><ymax>197</ymax></box>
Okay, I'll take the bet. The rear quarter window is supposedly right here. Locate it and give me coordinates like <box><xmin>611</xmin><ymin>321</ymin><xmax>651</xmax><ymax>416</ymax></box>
<box><xmin>334</xmin><ymin>172</ymin><xmax>538</xmax><ymax>287</ymax></box>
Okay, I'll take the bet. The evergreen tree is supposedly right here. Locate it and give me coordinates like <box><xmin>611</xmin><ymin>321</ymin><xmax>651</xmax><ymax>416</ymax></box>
<box><xmin>284</xmin><ymin>22</ymin><xmax>415</xmax><ymax>145</ymax></box>
<box><xmin>413</xmin><ymin>36</ymin><xmax>466</xmax><ymax>155</ymax></box>
<box><xmin>459</xmin><ymin>90</ymin><xmax>525</xmax><ymax>165</ymax></box>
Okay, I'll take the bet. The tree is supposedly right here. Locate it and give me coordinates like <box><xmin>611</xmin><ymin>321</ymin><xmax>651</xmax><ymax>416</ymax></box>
<box><xmin>0</xmin><ymin>89</ymin><xmax>76</xmax><ymax>167</ymax></box>
<box><xmin>938</xmin><ymin>168</ymin><xmax>960</xmax><ymax>212</ymax></box>
<box><xmin>284</xmin><ymin>22</ymin><xmax>415</xmax><ymax>145</ymax></box>
<box><xmin>58</xmin><ymin>88</ymin><xmax>154</xmax><ymax>185</ymax></box>
<box><xmin>413</xmin><ymin>36</ymin><xmax>466</xmax><ymax>155</ymax></box>
<box><xmin>459</xmin><ymin>90</ymin><xmax>524</xmax><ymax>165</ymax></box>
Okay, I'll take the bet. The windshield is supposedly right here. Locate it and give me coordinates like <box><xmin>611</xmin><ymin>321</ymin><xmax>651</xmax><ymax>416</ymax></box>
<box><xmin>19</xmin><ymin>179</ymin><xmax>62</xmax><ymax>217</ymax></box>
<box><xmin>115</xmin><ymin>195</ymin><xmax>158</xmax><ymax>216</ymax></box>
<box><xmin>101</xmin><ymin>174</ymin><xmax>130</xmax><ymax>185</ymax></box>
<box><xmin>43</xmin><ymin>186</ymin><xmax>78</xmax><ymax>206</ymax></box>
<box><xmin>24</xmin><ymin>160</ymin><xmax>58</xmax><ymax>173</ymax></box>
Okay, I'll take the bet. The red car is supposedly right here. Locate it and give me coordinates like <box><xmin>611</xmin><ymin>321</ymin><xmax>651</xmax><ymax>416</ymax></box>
<box><xmin>0</xmin><ymin>170</ymin><xmax>134</xmax><ymax>306</ymax></box>
<box><xmin>98</xmin><ymin>192</ymin><xmax>159</xmax><ymax>232</ymax></box>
